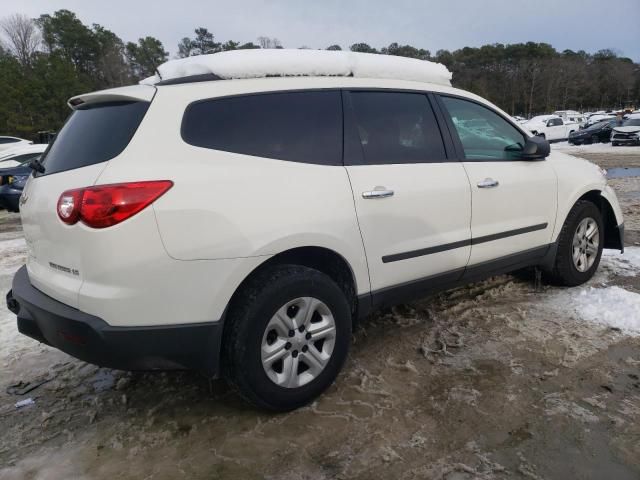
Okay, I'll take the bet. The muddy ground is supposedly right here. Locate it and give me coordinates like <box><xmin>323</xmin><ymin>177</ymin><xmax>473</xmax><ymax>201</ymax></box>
<box><xmin>0</xmin><ymin>146</ymin><xmax>639</xmax><ymax>480</ymax></box>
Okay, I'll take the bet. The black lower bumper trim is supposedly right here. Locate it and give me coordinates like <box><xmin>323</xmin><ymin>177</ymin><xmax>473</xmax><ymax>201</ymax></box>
<box><xmin>8</xmin><ymin>266</ymin><xmax>223</xmax><ymax>376</ymax></box>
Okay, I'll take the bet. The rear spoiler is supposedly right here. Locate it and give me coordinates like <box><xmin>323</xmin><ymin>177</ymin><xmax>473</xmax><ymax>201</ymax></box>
<box><xmin>68</xmin><ymin>85</ymin><xmax>156</xmax><ymax>110</ymax></box>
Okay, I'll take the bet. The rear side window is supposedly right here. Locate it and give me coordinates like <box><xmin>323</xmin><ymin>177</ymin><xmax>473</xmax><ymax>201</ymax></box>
<box><xmin>349</xmin><ymin>92</ymin><xmax>446</xmax><ymax>165</ymax></box>
<box><xmin>40</xmin><ymin>101</ymin><xmax>149</xmax><ymax>176</ymax></box>
<box><xmin>182</xmin><ymin>91</ymin><xmax>342</xmax><ymax>166</ymax></box>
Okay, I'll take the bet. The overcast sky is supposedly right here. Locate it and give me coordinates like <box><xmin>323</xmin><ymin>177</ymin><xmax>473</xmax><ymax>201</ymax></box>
<box><xmin>6</xmin><ymin>0</ymin><xmax>640</xmax><ymax>61</ymax></box>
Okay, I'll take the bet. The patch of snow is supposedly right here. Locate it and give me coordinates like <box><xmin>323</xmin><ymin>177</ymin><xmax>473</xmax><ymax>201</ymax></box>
<box><xmin>141</xmin><ymin>49</ymin><xmax>452</xmax><ymax>86</ymax></box>
<box><xmin>571</xmin><ymin>286</ymin><xmax>640</xmax><ymax>335</ymax></box>
<box><xmin>603</xmin><ymin>247</ymin><xmax>640</xmax><ymax>277</ymax></box>
<box><xmin>0</xmin><ymin>237</ymin><xmax>26</xmax><ymax>276</ymax></box>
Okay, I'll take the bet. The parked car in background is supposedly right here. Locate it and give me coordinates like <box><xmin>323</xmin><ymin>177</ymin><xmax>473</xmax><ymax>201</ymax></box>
<box><xmin>611</xmin><ymin>117</ymin><xmax>640</xmax><ymax>146</ymax></box>
<box><xmin>585</xmin><ymin>114</ymin><xmax>616</xmax><ymax>127</ymax></box>
<box><xmin>0</xmin><ymin>145</ymin><xmax>46</xmax><ymax>212</ymax></box>
<box><xmin>523</xmin><ymin>115</ymin><xmax>578</xmax><ymax>141</ymax></box>
<box><xmin>568</xmin><ymin>119</ymin><xmax>617</xmax><ymax>145</ymax></box>
<box><xmin>553</xmin><ymin>110</ymin><xmax>586</xmax><ymax>127</ymax></box>
<box><xmin>0</xmin><ymin>163</ymin><xmax>30</xmax><ymax>212</ymax></box>
<box><xmin>0</xmin><ymin>136</ymin><xmax>32</xmax><ymax>153</ymax></box>
<box><xmin>0</xmin><ymin>144</ymin><xmax>48</xmax><ymax>168</ymax></box>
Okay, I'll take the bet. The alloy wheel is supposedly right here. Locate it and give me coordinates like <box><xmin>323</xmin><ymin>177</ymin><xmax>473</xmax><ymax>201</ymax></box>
<box><xmin>572</xmin><ymin>217</ymin><xmax>599</xmax><ymax>272</ymax></box>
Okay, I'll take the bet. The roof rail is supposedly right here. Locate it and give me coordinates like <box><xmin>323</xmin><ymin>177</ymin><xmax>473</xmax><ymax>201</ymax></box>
<box><xmin>156</xmin><ymin>73</ymin><xmax>223</xmax><ymax>86</ymax></box>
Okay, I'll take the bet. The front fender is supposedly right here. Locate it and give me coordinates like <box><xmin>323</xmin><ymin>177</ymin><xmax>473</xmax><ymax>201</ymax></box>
<box><xmin>601</xmin><ymin>185</ymin><xmax>624</xmax><ymax>227</ymax></box>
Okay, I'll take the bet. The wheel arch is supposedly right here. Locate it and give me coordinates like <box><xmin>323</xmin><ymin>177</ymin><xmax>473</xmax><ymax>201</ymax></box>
<box><xmin>575</xmin><ymin>190</ymin><xmax>623</xmax><ymax>251</ymax></box>
<box><xmin>225</xmin><ymin>246</ymin><xmax>362</xmax><ymax>323</ymax></box>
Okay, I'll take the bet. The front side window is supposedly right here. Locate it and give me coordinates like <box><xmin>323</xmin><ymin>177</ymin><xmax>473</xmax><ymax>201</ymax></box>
<box><xmin>440</xmin><ymin>96</ymin><xmax>527</xmax><ymax>161</ymax></box>
<box><xmin>349</xmin><ymin>92</ymin><xmax>446</xmax><ymax>165</ymax></box>
<box><xmin>182</xmin><ymin>91</ymin><xmax>342</xmax><ymax>166</ymax></box>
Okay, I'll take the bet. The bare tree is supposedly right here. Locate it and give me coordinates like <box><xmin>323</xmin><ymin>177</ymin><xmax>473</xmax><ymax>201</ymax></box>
<box><xmin>257</xmin><ymin>36</ymin><xmax>282</xmax><ymax>49</ymax></box>
<box><xmin>0</xmin><ymin>13</ymin><xmax>41</xmax><ymax>65</ymax></box>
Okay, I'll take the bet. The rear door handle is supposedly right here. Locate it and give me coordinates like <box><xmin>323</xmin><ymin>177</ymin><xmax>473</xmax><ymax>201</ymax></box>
<box><xmin>477</xmin><ymin>178</ymin><xmax>499</xmax><ymax>189</ymax></box>
<box><xmin>362</xmin><ymin>188</ymin><xmax>394</xmax><ymax>199</ymax></box>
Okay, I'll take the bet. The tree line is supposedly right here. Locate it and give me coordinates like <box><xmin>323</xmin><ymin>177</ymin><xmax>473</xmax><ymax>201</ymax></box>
<box><xmin>1</xmin><ymin>9</ymin><xmax>638</xmax><ymax>139</ymax></box>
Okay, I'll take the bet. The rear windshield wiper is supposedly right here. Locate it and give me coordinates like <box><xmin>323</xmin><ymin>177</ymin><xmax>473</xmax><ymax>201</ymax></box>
<box><xmin>28</xmin><ymin>158</ymin><xmax>45</xmax><ymax>174</ymax></box>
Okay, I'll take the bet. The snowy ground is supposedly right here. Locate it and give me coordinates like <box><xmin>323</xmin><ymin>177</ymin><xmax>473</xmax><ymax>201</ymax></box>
<box><xmin>552</xmin><ymin>142</ymin><xmax>640</xmax><ymax>169</ymax></box>
<box><xmin>0</xmin><ymin>151</ymin><xmax>639</xmax><ymax>479</ymax></box>
<box><xmin>552</xmin><ymin>141</ymin><xmax>640</xmax><ymax>155</ymax></box>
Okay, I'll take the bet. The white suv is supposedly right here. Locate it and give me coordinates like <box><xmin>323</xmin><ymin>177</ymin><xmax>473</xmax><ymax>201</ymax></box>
<box><xmin>7</xmin><ymin>50</ymin><xmax>624</xmax><ymax>411</ymax></box>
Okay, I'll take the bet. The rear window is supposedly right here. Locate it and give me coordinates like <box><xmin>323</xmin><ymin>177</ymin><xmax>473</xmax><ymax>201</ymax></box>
<box><xmin>40</xmin><ymin>101</ymin><xmax>149</xmax><ymax>176</ymax></box>
<box><xmin>181</xmin><ymin>91</ymin><xmax>342</xmax><ymax>166</ymax></box>
<box><xmin>0</xmin><ymin>138</ymin><xmax>20</xmax><ymax>144</ymax></box>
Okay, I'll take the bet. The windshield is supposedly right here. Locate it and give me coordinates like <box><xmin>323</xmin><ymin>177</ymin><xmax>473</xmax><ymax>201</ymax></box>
<box><xmin>586</xmin><ymin>120</ymin><xmax>613</xmax><ymax>131</ymax></box>
<box><xmin>622</xmin><ymin>119</ymin><xmax>640</xmax><ymax>127</ymax></box>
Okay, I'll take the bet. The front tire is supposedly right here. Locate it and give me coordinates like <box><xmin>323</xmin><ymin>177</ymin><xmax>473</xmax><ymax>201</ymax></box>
<box><xmin>548</xmin><ymin>200</ymin><xmax>604</xmax><ymax>286</ymax></box>
<box><xmin>222</xmin><ymin>264</ymin><xmax>352</xmax><ymax>411</ymax></box>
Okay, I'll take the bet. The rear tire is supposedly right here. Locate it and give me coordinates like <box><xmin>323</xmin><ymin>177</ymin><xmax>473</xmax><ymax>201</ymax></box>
<box><xmin>548</xmin><ymin>200</ymin><xmax>603</xmax><ymax>286</ymax></box>
<box><xmin>222</xmin><ymin>264</ymin><xmax>352</xmax><ymax>411</ymax></box>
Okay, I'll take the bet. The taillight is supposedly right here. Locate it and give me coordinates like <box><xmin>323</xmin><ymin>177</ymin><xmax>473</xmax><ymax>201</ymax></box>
<box><xmin>57</xmin><ymin>181</ymin><xmax>173</xmax><ymax>228</ymax></box>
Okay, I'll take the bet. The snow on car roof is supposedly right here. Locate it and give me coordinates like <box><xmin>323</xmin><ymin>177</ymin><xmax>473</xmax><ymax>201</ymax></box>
<box><xmin>141</xmin><ymin>49</ymin><xmax>452</xmax><ymax>87</ymax></box>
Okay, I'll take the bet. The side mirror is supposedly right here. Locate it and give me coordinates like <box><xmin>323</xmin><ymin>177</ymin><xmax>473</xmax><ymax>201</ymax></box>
<box><xmin>521</xmin><ymin>136</ymin><xmax>550</xmax><ymax>160</ymax></box>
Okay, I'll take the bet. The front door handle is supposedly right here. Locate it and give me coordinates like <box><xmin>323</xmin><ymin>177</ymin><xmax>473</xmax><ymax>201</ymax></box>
<box><xmin>362</xmin><ymin>188</ymin><xmax>394</xmax><ymax>199</ymax></box>
<box><xmin>477</xmin><ymin>178</ymin><xmax>499</xmax><ymax>189</ymax></box>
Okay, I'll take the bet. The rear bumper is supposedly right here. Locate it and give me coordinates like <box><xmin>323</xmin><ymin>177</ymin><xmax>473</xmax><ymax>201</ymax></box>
<box><xmin>7</xmin><ymin>265</ymin><xmax>223</xmax><ymax>376</ymax></box>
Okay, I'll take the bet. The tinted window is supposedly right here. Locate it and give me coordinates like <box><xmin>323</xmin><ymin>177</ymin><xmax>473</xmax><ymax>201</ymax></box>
<box><xmin>40</xmin><ymin>101</ymin><xmax>149</xmax><ymax>176</ymax></box>
<box><xmin>182</xmin><ymin>91</ymin><xmax>342</xmax><ymax>165</ymax></box>
<box><xmin>440</xmin><ymin>96</ymin><xmax>526</xmax><ymax>160</ymax></box>
<box><xmin>0</xmin><ymin>138</ymin><xmax>20</xmax><ymax>144</ymax></box>
<box><xmin>349</xmin><ymin>92</ymin><xmax>446</xmax><ymax>165</ymax></box>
